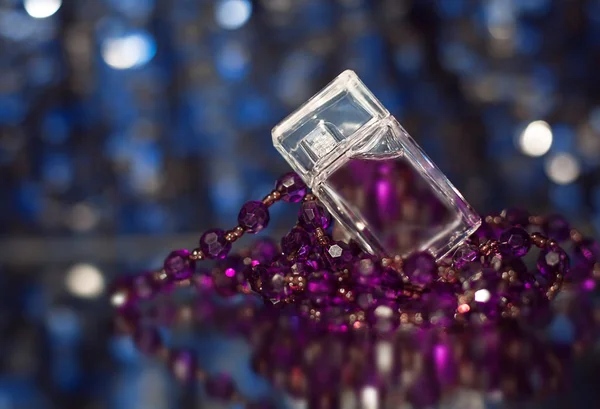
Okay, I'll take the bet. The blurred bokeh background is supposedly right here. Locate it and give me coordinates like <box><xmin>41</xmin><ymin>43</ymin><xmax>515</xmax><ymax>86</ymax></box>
<box><xmin>0</xmin><ymin>0</ymin><xmax>599</xmax><ymax>407</ymax></box>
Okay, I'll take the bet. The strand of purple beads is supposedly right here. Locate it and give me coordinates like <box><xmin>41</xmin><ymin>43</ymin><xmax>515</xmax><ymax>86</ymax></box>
<box><xmin>110</xmin><ymin>172</ymin><xmax>599</xmax><ymax>407</ymax></box>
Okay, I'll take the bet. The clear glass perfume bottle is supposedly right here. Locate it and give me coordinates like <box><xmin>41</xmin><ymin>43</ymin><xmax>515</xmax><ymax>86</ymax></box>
<box><xmin>272</xmin><ymin>70</ymin><xmax>481</xmax><ymax>260</ymax></box>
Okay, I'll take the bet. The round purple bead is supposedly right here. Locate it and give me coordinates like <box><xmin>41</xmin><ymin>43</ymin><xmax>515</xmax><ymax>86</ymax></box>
<box><xmin>281</xmin><ymin>227</ymin><xmax>311</xmax><ymax>258</ymax></box>
<box><xmin>169</xmin><ymin>350</ymin><xmax>197</xmax><ymax>383</ymax></box>
<box><xmin>250</xmin><ymin>238</ymin><xmax>279</xmax><ymax>264</ymax></box>
<box><xmin>499</xmin><ymin>227</ymin><xmax>531</xmax><ymax>257</ymax></box>
<box><xmin>238</xmin><ymin>200</ymin><xmax>270</xmax><ymax>234</ymax></box>
<box><xmin>542</xmin><ymin>214</ymin><xmax>570</xmax><ymax>241</ymax></box>
<box><xmin>205</xmin><ymin>374</ymin><xmax>236</xmax><ymax>400</ymax></box>
<box><xmin>573</xmin><ymin>238</ymin><xmax>599</xmax><ymax>266</ymax></box>
<box><xmin>164</xmin><ymin>249</ymin><xmax>195</xmax><ymax>281</ymax></box>
<box><xmin>298</xmin><ymin>200</ymin><xmax>331</xmax><ymax>231</ymax></box>
<box><xmin>452</xmin><ymin>244</ymin><xmax>479</xmax><ymax>269</ymax></box>
<box><xmin>275</xmin><ymin>172</ymin><xmax>307</xmax><ymax>203</ymax></box>
<box><xmin>403</xmin><ymin>251</ymin><xmax>437</xmax><ymax>286</ymax></box>
<box><xmin>324</xmin><ymin>241</ymin><xmax>354</xmax><ymax>270</ymax></box>
<box><xmin>199</xmin><ymin>229</ymin><xmax>231</xmax><ymax>259</ymax></box>
<box><xmin>537</xmin><ymin>248</ymin><xmax>569</xmax><ymax>279</ymax></box>
<box><xmin>258</xmin><ymin>266</ymin><xmax>290</xmax><ymax>300</ymax></box>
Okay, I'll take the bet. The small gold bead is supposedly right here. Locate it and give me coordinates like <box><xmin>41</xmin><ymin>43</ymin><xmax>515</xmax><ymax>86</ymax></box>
<box><xmin>234</xmin><ymin>226</ymin><xmax>244</xmax><ymax>237</ymax></box>
<box><xmin>530</xmin><ymin>232</ymin><xmax>548</xmax><ymax>248</ymax></box>
<box><xmin>271</xmin><ymin>190</ymin><xmax>281</xmax><ymax>200</ymax></box>
<box><xmin>225</xmin><ymin>231</ymin><xmax>237</xmax><ymax>242</ymax></box>
<box><xmin>303</xmin><ymin>193</ymin><xmax>316</xmax><ymax>202</ymax></box>
<box><xmin>190</xmin><ymin>248</ymin><xmax>205</xmax><ymax>260</ymax></box>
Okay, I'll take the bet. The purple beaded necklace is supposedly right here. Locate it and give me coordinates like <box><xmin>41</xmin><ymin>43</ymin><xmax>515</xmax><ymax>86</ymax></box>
<box><xmin>110</xmin><ymin>71</ymin><xmax>600</xmax><ymax>406</ymax></box>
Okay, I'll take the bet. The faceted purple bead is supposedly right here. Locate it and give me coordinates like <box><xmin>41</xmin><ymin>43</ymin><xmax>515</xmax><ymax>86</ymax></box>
<box><xmin>353</xmin><ymin>255</ymin><xmax>381</xmax><ymax>288</ymax></box>
<box><xmin>573</xmin><ymin>238</ymin><xmax>599</xmax><ymax>266</ymax></box>
<box><xmin>499</xmin><ymin>227</ymin><xmax>531</xmax><ymax>257</ymax></box>
<box><xmin>199</xmin><ymin>228</ymin><xmax>231</xmax><ymax>259</ymax></box>
<box><xmin>298</xmin><ymin>200</ymin><xmax>331</xmax><ymax>231</ymax></box>
<box><xmin>163</xmin><ymin>249</ymin><xmax>195</xmax><ymax>281</ymax></box>
<box><xmin>464</xmin><ymin>268</ymin><xmax>502</xmax><ymax>319</ymax></box>
<box><xmin>452</xmin><ymin>244</ymin><xmax>479</xmax><ymax>269</ymax></box>
<box><xmin>306</xmin><ymin>270</ymin><xmax>335</xmax><ymax>304</ymax></box>
<box><xmin>133</xmin><ymin>327</ymin><xmax>162</xmax><ymax>355</ymax></box>
<box><xmin>258</xmin><ymin>266</ymin><xmax>290</xmax><ymax>300</ymax></box>
<box><xmin>205</xmin><ymin>374</ymin><xmax>236</xmax><ymax>400</ymax></box>
<box><xmin>275</xmin><ymin>172</ymin><xmax>307</xmax><ymax>203</ymax></box>
<box><xmin>537</xmin><ymin>248</ymin><xmax>569</xmax><ymax>279</ymax></box>
<box><xmin>403</xmin><ymin>252</ymin><xmax>436</xmax><ymax>286</ymax></box>
<box><xmin>250</xmin><ymin>238</ymin><xmax>279</xmax><ymax>264</ymax></box>
<box><xmin>238</xmin><ymin>200</ymin><xmax>270</xmax><ymax>233</ymax></box>
<box><xmin>324</xmin><ymin>241</ymin><xmax>354</xmax><ymax>270</ymax></box>
<box><xmin>281</xmin><ymin>227</ymin><xmax>311</xmax><ymax>258</ymax></box>
<box><xmin>542</xmin><ymin>214</ymin><xmax>570</xmax><ymax>241</ymax></box>
<box><xmin>169</xmin><ymin>350</ymin><xmax>197</xmax><ymax>383</ymax></box>
<box><xmin>422</xmin><ymin>282</ymin><xmax>459</xmax><ymax>327</ymax></box>
<box><xmin>501</xmin><ymin>208</ymin><xmax>530</xmax><ymax>227</ymax></box>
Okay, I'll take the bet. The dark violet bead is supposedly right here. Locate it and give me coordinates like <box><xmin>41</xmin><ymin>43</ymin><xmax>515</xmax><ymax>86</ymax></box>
<box><xmin>169</xmin><ymin>350</ymin><xmax>197</xmax><ymax>383</ymax></box>
<box><xmin>258</xmin><ymin>266</ymin><xmax>290</xmax><ymax>300</ymax></box>
<box><xmin>250</xmin><ymin>238</ymin><xmax>279</xmax><ymax>264</ymax></box>
<box><xmin>537</xmin><ymin>248</ymin><xmax>569</xmax><ymax>279</ymax></box>
<box><xmin>133</xmin><ymin>327</ymin><xmax>162</xmax><ymax>355</ymax></box>
<box><xmin>542</xmin><ymin>214</ymin><xmax>570</xmax><ymax>241</ymax></box>
<box><xmin>238</xmin><ymin>200</ymin><xmax>270</xmax><ymax>233</ymax></box>
<box><xmin>475</xmin><ymin>221</ymin><xmax>497</xmax><ymax>240</ymax></box>
<box><xmin>499</xmin><ymin>227</ymin><xmax>531</xmax><ymax>257</ymax></box>
<box><xmin>199</xmin><ymin>228</ymin><xmax>231</xmax><ymax>259</ymax></box>
<box><xmin>281</xmin><ymin>227</ymin><xmax>311</xmax><ymax>258</ymax></box>
<box><xmin>205</xmin><ymin>374</ymin><xmax>236</xmax><ymax>400</ymax></box>
<box><xmin>452</xmin><ymin>244</ymin><xmax>479</xmax><ymax>269</ymax></box>
<box><xmin>573</xmin><ymin>238</ymin><xmax>599</xmax><ymax>266</ymax></box>
<box><xmin>324</xmin><ymin>241</ymin><xmax>354</xmax><ymax>270</ymax></box>
<box><xmin>163</xmin><ymin>249</ymin><xmax>195</xmax><ymax>281</ymax></box>
<box><xmin>275</xmin><ymin>172</ymin><xmax>307</xmax><ymax>203</ymax></box>
<box><xmin>298</xmin><ymin>200</ymin><xmax>331</xmax><ymax>231</ymax></box>
<box><xmin>403</xmin><ymin>252</ymin><xmax>437</xmax><ymax>286</ymax></box>
<box><xmin>348</xmin><ymin>239</ymin><xmax>365</xmax><ymax>257</ymax></box>
<box><xmin>501</xmin><ymin>208</ymin><xmax>530</xmax><ymax>227</ymax></box>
